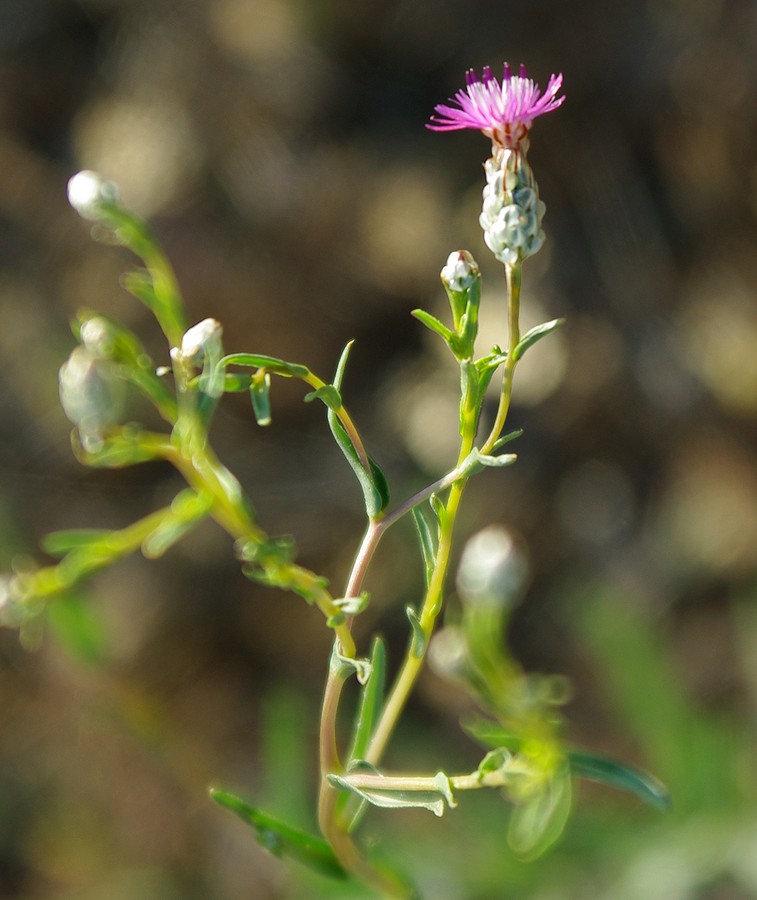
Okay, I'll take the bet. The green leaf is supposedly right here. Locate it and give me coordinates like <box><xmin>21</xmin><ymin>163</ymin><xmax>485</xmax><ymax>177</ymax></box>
<box><xmin>328</xmin><ymin>772</ymin><xmax>453</xmax><ymax>817</ymax></box>
<box><xmin>429</xmin><ymin>493</ymin><xmax>447</xmax><ymax>530</ymax></box>
<box><xmin>513</xmin><ymin>318</ymin><xmax>565</xmax><ymax>362</ymax></box>
<box><xmin>568</xmin><ymin>750</ymin><xmax>670</xmax><ymax>811</ymax></box>
<box><xmin>141</xmin><ymin>489</ymin><xmax>213</xmax><ymax>559</ymax></box>
<box><xmin>461</xmin><ymin>716</ymin><xmax>521</xmax><ymax>752</ymax></box>
<box><xmin>250</xmin><ymin>371</ymin><xmax>272</xmax><ymax>426</ymax></box>
<box><xmin>326</xmin><ymin>343</ymin><xmax>389</xmax><ymax>519</ymax></box>
<box><xmin>457</xmin><ymin>447</ymin><xmax>518</xmax><ymax>481</ymax></box>
<box><xmin>41</xmin><ymin>529</ymin><xmax>114</xmax><ymax>558</ymax></box>
<box><xmin>304</xmin><ymin>384</ymin><xmax>342</xmax><ymax>411</ymax></box>
<box><xmin>507</xmin><ymin>764</ymin><xmax>573</xmax><ymax>861</ymax></box>
<box><xmin>411</xmin><ymin>308</ymin><xmax>456</xmax><ymax>347</ymax></box>
<box><xmin>219</xmin><ymin>352</ymin><xmax>310</xmax><ymax>378</ymax></box>
<box><xmin>121</xmin><ymin>268</ymin><xmax>160</xmax><ymax>314</ymax></box>
<box><xmin>46</xmin><ymin>592</ymin><xmax>108</xmax><ymax>666</ymax></box>
<box><xmin>490</xmin><ymin>428</ymin><xmax>524</xmax><ymax>453</ymax></box>
<box><xmin>223</xmin><ymin>372</ymin><xmax>253</xmax><ymax>392</ymax></box>
<box><xmin>210</xmin><ymin>788</ymin><xmax>346</xmax><ymax>880</ymax></box>
<box><xmin>330</xmin><ymin>645</ymin><xmax>373</xmax><ymax>685</ymax></box>
<box><xmin>71</xmin><ymin>430</ymin><xmax>164</xmax><ymax>468</ymax></box>
<box><xmin>347</xmin><ymin>637</ymin><xmax>386</xmax><ymax>765</ymax></box>
<box><xmin>406</xmin><ymin>605</ymin><xmax>426</xmax><ymax>658</ymax></box>
<box><xmin>412</xmin><ymin>507</ymin><xmax>438</xmax><ymax>588</ymax></box>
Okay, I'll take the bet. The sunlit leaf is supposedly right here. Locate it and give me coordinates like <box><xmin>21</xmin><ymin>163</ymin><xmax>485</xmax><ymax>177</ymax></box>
<box><xmin>512</xmin><ymin>318</ymin><xmax>564</xmax><ymax>362</ymax></box>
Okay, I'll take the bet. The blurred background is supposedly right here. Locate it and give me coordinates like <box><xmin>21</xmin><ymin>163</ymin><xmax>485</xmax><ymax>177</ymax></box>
<box><xmin>1</xmin><ymin>0</ymin><xmax>757</xmax><ymax>897</ymax></box>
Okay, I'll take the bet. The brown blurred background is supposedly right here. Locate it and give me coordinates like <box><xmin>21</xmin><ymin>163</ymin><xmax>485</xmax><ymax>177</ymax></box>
<box><xmin>1</xmin><ymin>0</ymin><xmax>757</xmax><ymax>897</ymax></box>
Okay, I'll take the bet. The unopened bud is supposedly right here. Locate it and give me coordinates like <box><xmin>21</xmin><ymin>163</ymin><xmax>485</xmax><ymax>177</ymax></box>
<box><xmin>456</xmin><ymin>526</ymin><xmax>528</xmax><ymax>610</ymax></box>
<box><xmin>428</xmin><ymin>626</ymin><xmax>469</xmax><ymax>681</ymax></box>
<box><xmin>79</xmin><ymin>315</ymin><xmax>116</xmax><ymax>359</ymax></box>
<box><xmin>174</xmin><ymin>318</ymin><xmax>223</xmax><ymax>364</ymax></box>
<box><xmin>479</xmin><ymin>150</ymin><xmax>546</xmax><ymax>265</ymax></box>
<box><xmin>67</xmin><ymin>170</ymin><xmax>119</xmax><ymax>221</ymax></box>
<box><xmin>59</xmin><ymin>347</ymin><xmax>123</xmax><ymax>441</ymax></box>
<box><xmin>440</xmin><ymin>250</ymin><xmax>479</xmax><ymax>293</ymax></box>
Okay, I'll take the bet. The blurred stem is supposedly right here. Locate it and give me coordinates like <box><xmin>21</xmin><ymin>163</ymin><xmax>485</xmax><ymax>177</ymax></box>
<box><xmin>166</xmin><ymin>428</ymin><xmax>357</xmax><ymax>657</ymax></box>
<box><xmin>103</xmin><ymin>203</ymin><xmax>188</xmax><ymax>349</ymax></box>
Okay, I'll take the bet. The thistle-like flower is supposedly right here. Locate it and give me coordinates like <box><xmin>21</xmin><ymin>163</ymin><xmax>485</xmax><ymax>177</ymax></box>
<box><xmin>428</xmin><ymin>64</ymin><xmax>564</xmax><ymax>265</ymax></box>
<box><xmin>427</xmin><ymin>63</ymin><xmax>564</xmax><ymax>151</ymax></box>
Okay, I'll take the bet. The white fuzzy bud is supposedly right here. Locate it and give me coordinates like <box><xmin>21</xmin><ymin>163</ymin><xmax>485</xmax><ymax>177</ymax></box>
<box><xmin>175</xmin><ymin>318</ymin><xmax>223</xmax><ymax>364</ymax></box>
<box><xmin>67</xmin><ymin>170</ymin><xmax>119</xmax><ymax>220</ymax></box>
<box><xmin>59</xmin><ymin>347</ymin><xmax>123</xmax><ymax>441</ymax></box>
<box><xmin>456</xmin><ymin>526</ymin><xmax>528</xmax><ymax>610</ymax></box>
<box><xmin>440</xmin><ymin>250</ymin><xmax>479</xmax><ymax>293</ymax></box>
<box><xmin>479</xmin><ymin>151</ymin><xmax>546</xmax><ymax>266</ymax></box>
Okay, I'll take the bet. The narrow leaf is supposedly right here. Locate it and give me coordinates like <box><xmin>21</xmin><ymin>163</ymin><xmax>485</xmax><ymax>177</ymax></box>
<box><xmin>406</xmin><ymin>605</ymin><xmax>426</xmax><ymax>658</ymax></box>
<box><xmin>513</xmin><ymin>318</ymin><xmax>565</xmax><ymax>362</ymax></box>
<box><xmin>210</xmin><ymin>788</ymin><xmax>346</xmax><ymax>880</ymax></box>
<box><xmin>507</xmin><ymin>764</ymin><xmax>572</xmax><ymax>861</ymax></box>
<box><xmin>220</xmin><ymin>353</ymin><xmax>310</xmax><ymax>378</ymax></box>
<box><xmin>250</xmin><ymin>372</ymin><xmax>272</xmax><ymax>426</ymax></box>
<box><xmin>304</xmin><ymin>384</ymin><xmax>342</xmax><ymax>411</ymax></box>
<box><xmin>347</xmin><ymin>637</ymin><xmax>387</xmax><ymax>764</ymax></box>
<box><xmin>41</xmin><ymin>529</ymin><xmax>114</xmax><ymax>557</ymax></box>
<box><xmin>46</xmin><ymin>592</ymin><xmax>108</xmax><ymax>666</ymax></box>
<box><xmin>411</xmin><ymin>308</ymin><xmax>456</xmax><ymax>346</ymax></box>
<box><xmin>141</xmin><ymin>489</ymin><xmax>213</xmax><ymax>559</ymax></box>
<box><xmin>568</xmin><ymin>750</ymin><xmax>670</xmax><ymax>811</ymax></box>
<box><xmin>412</xmin><ymin>507</ymin><xmax>438</xmax><ymax>588</ymax></box>
<box><xmin>326</xmin><ymin>342</ymin><xmax>389</xmax><ymax>518</ymax></box>
<box><xmin>328</xmin><ymin>774</ymin><xmax>447</xmax><ymax>817</ymax></box>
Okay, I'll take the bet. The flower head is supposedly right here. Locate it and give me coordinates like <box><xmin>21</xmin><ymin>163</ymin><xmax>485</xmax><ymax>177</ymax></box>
<box><xmin>428</xmin><ymin>63</ymin><xmax>564</xmax><ymax>149</ymax></box>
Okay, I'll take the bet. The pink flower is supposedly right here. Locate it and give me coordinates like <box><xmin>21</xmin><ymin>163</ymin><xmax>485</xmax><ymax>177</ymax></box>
<box><xmin>428</xmin><ymin>64</ymin><xmax>564</xmax><ymax>149</ymax></box>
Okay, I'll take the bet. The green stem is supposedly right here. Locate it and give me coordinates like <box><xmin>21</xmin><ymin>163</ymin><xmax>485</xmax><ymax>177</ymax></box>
<box><xmin>316</xmin><ymin>259</ymin><xmax>523</xmax><ymax>887</ymax></box>
<box><xmin>366</xmin><ymin>260</ymin><xmax>522</xmax><ymax>766</ymax></box>
<box><xmin>481</xmin><ymin>262</ymin><xmax>521</xmax><ymax>455</ymax></box>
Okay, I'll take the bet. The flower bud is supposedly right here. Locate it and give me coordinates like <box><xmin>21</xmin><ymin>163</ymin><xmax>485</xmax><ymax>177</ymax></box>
<box><xmin>440</xmin><ymin>250</ymin><xmax>479</xmax><ymax>293</ymax></box>
<box><xmin>67</xmin><ymin>170</ymin><xmax>119</xmax><ymax>221</ymax></box>
<box><xmin>428</xmin><ymin>626</ymin><xmax>470</xmax><ymax>681</ymax></box>
<box><xmin>479</xmin><ymin>150</ymin><xmax>546</xmax><ymax>265</ymax></box>
<box><xmin>59</xmin><ymin>347</ymin><xmax>124</xmax><ymax>443</ymax></box>
<box><xmin>456</xmin><ymin>525</ymin><xmax>528</xmax><ymax>610</ymax></box>
<box><xmin>79</xmin><ymin>315</ymin><xmax>116</xmax><ymax>359</ymax></box>
<box><xmin>174</xmin><ymin>318</ymin><xmax>223</xmax><ymax>365</ymax></box>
